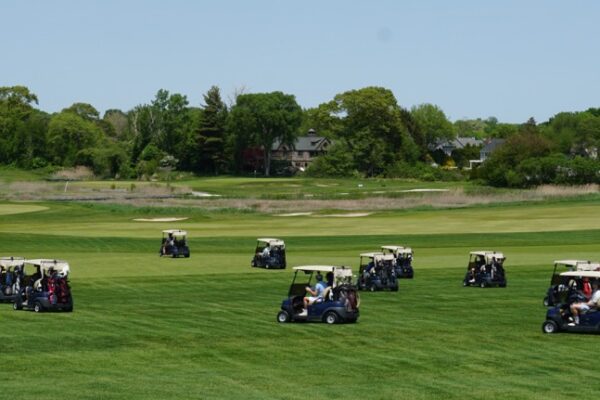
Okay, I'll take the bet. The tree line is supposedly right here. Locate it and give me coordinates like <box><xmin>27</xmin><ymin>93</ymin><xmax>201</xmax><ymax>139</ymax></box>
<box><xmin>0</xmin><ymin>85</ymin><xmax>598</xmax><ymax>187</ymax></box>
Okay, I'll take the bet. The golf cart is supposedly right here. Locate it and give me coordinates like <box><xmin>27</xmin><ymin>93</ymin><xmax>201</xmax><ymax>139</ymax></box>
<box><xmin>463</xmin><ymin>251</ymin><xmax>507</xmax><ymax>288</ymax></box>
<box><xmin>0</xmin><ymin>256</ymin><xmax>25</xmax><ymax>302</ymax></box>
<box><xmin>542</xmin><ymin>270</ymin><xmax>600</xmax><ymax>334</ymax></box>
<box><xmin>381</xmin><ymin>245</ymin><xmax>414</xmax><ymax>279</ymax></box>
<box><xmin>277</xmin><ymin>265</ymin><xmax>359</xmax><ymax>324</ymax></box>
<box><xmin>14</xmin><ymin>259</ymin><xmax>73</xmax><ymax>312</ymax></box>
<box><xmin>160</xmin><ymin>229</ymin><xmax>190</xmax><ymax>258</ymax></box>
<box><xmin>356</xmin><ymin>252</ymin><xmax>399</xmax><ymax>292</ymax></box>
<box><xmin>544</xmin><ymin>260</ymin><xmax>599</xmax><ymax>307</ymax></box>
<box><xmin>251</xmin><ymin>238</ymin><xmax>286</xmax><ymax>269</ymax></box>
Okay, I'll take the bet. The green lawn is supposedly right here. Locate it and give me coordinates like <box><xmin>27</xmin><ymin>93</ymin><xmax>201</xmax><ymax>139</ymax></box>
<box><xmin>0</xmin><ymin>199</ymin><xmax>599</xmax><ymax>399</ymax></box>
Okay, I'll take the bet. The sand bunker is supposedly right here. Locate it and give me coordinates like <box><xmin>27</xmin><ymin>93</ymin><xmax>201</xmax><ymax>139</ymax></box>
<box><xmin>133</xmin><ymin>217</ymin><xmax>189</xmax><ymax>222</ymax></box>
<box><xmin>315</xmin><ymin>212</ymin><xmax>372</xmax><ymax>218</ymax></box>
<box><xmin>191</xmin><ymin>191</ymin><xmax>221</xmax><ymax>197</ymax></box>
<box><xmin>276</xmin><ymin>212</ymin><xmax>313</xmax><ymax>217</ymax></box>
<box><xmin>400</xmin><ymin>189</ymin><xmax>449</xmax><ymax>193</ymax></box>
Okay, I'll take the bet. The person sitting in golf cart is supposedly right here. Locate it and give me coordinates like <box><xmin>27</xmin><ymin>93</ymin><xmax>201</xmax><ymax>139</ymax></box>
<box><xmin>569</xmin><ymin>280</ymin><xmax>600</xmax><ymax>325</ymax></box>
<box><xmin>303</xmin><ymin>273</ymin><xmax>327</xmax><ymax>310</ymax></box>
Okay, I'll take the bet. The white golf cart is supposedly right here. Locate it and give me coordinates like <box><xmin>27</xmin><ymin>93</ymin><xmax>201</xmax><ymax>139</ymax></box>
<box><xmin>381</xmin><ymin>245</ymin><xmax>414</xmax><ymax>279</ymax></box>
<box><xmin>160</xmin><ymin>229</ymin><xmax>190</xmax><ymax>258</ymax></box>
<box><xmin>0</xmin><ymin>256</ymin><xmax>25</xmax><ymax>302</ymax></box>
<box><xmin>277</xmin><ymin>265</ymin><xmax>358</xmax><ymax>324</ymax></box>
<box><xmin>463</xmin><ymin>251</ymin><xmax>507</xmax><ymax>288</ymax></box>
<box><xmin>251</xmin><ymin>238</ymin><xmax>286</xmax><ymax>269</ymax></box>
<box><xmin>14</xmin><ymin>259</ymin><xmax>73</xmax><ymax>312</ymax></box>
<box><xmin>544</xmin><ymin>260</ymin><xmax>600</xmax><ymax>306</ymax></box>
<box><xmin>357</xmin><ymin>252</ymin><xmax>399</xmax><ymax>292</ymax></box>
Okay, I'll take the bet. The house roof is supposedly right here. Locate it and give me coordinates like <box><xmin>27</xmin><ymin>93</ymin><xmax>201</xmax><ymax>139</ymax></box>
<box><xmin>272</xmin><ymin>135</ymin><xmax>330</xmax><ymax>151</ymax></box>
<box><xmin>428</xmin><ymin>137</ymin><xmax>483</xmax><ymax>152</ymax></box>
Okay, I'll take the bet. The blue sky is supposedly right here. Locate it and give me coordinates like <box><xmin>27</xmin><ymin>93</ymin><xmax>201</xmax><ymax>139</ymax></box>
<box><xmin>2</xmin><ymin>0</ymin><xmax>599</xmax><ymax>123</ymax></box>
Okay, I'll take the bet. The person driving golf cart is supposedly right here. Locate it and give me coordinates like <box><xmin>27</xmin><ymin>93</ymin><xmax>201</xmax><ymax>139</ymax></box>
<box><xmin>0</xmin><ymin>256</ymin><xmax>25</xmax><ymax>302</ymax></box>
<box><xmin>381</xmin><ymin>245</ymin><xmax>414</xmax><ymax>279</ymax></box>
<box><xmin>542</xmin><ymin>271</ymin><xmax>600</xmax><ymax>334</ymax></box>
<box><xmin>543</xmin><ymin>260</ymin><xmax>599</xmax><ymax>306</ymax></box>
<box><xmin>277</xmin><ymin>265</ymin><xmax>359</xmax><ymax>324</ymax></box>
<box><xmin>160</xmin><ymin>229</ymin><xmax>190</xmax><ymax>258</ymax></box>
<box><xmin>357</xmin><ymin>252</ymin><xmax>398</xmax><ymax>292</ymax></box>
<box><xmin>463</xmin><ymin>251</ymin><xmax>507</xmax><ymax>288</ymax></box>
<box><xmin>251</xmin><ymin>238</ymin><xmax>286</xmax><ymax>269</ymax></box>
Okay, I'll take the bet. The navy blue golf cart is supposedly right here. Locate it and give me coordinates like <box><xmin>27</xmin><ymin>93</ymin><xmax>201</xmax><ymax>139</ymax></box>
<box><xmin>543</xmin><ymin>260</ymin><xmax>598</xmax><ymax>307</ymax></box>
<box><xmin>356</xmin><ymin>253</ymin><xmax>399</xmax><ymax>292</ymax></box>
<box><xmin>542</xmin><ymin>270</ymin><xmax>600</xmax><ymax>334</ymax></box>
<box><xmin>251</xmin><ymin>238</ymin><xmax>286</xmax><ymax>269</ymax></box>
<box><xmin>13</xmin><ymin>259</ymin><xmax>73</xmax><ymax>313</ymax></box>
<box><xmin>160</xmin><ymin>229</ymin><xmax>190</xmax><ymax>258</ymax></box>
<box><xmin>277</xmin><ymin>265</ymin><xmax>359</xmax><ymax>324</ymax></box>
<box><xmin>381</xmin><ymin>245</ymin><xmax>414</xmax><ymax>279</ymax></box>
<box><xmin>463</xmin><ymin>251</ymin><xmax>507</xmax><ymax>288</ymax></box>
<box><xmin>0</xmin><ymin>256</ymin><xmax>25</xmax><ymax>302</ymax></box>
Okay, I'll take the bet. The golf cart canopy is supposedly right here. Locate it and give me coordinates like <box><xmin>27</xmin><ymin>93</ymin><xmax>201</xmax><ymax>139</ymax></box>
<box><xmin>470</xmin><ymin>251</ymin><xmax>505</xmax><ymax>263</ymax></box>
<box><xmin>257</xmin><ymin>238</ymin><xmax>285</xmax><ymax>247</ymax></box>
<box><xmin>560</xmin><ymin>270</ymin><xmax>600</xmax><ymax>279</ymax></box>
<box><xmin>0</xmin><ymin>256</ymin><xmax>25</xmax><ymax>268</ymax></box>
<box><xmin>554</xmin><ymin>260</ymin><xmax>598</xmax><ymax>271</ymax></box>
<box><xmin>25</xmin><ymin>259</ymin><xmax>70</xmax><ymax>275</ymax></box>
<box><xmin>163</xmin><ymin>229</ymin><xmax>187</xmax><ymax>237</ymax></box>
<box><xmin>360</xmin><ymin>252</ymin><xmax>396</xmax><ymax>262</ymax></box>
<box><xmin>382</xmin><ymin>246</ymin><xmax>413</xmax><ymax>256</ymax></box>
<box><xmin>292</xmin><ymin>265</ymin><xmax>353</xmax><ymax>279</ymax></box>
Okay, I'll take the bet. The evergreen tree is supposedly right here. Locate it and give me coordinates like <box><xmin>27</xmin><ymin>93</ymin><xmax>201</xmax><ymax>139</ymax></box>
<box><xmin>194</xmin><ymin>86</ymin><xmax>228</xmax><ymax>174</ymax></box>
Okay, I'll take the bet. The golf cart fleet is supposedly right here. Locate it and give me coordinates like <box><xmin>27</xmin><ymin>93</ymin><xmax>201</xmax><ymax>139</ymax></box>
<box><xmin>542</xmin><ymin>270</ymin><xmax>600</xmax><ymax>334</ymax></box>
<box><xmin>381</xmin><ymin>245</ymin><xmax>414</xmax><ymax>279</ymax></box>
<box><xmin>277</xmin><ymin>265</ymin><xmax>359</xmax><ymax>324</ymax></box>
<box><xmin>0</xmin><ymin>256</ymin><xmax>25</xmax><ymax>302</ymax></box>
<box><xmin>160</xmin><ymin>229</ymin><xmax>190</xmax><ymax>258</ymax></box>
<box><xmin>356</xmin><ymin>252</ymin><xmax>399</xmax><ymax>292</ymax></box>
<box><xmin>251</xmin><ymin>238</ymin><xmax>286</xmax><ymax>269</ymax></box>
<box><xmin>463</xmin><ymin>251</ymin><xmax>507</xmax><ymax>288</ymax></box>
<box><xmin>14</xmin><ymin>259</ymin><xmax>73</xmax><ymax>312</ymax></box>
<box><xmin>543</xmin><ymin>260</ymin><xmax>599</xmax><ymax>307</ymax></box>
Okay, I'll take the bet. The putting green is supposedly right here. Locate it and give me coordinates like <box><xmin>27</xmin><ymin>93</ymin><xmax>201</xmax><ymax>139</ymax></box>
<box><xmin>0</xmin><ymin>204</ymin><xmax>48</xmax><ymax>216</ymax></box>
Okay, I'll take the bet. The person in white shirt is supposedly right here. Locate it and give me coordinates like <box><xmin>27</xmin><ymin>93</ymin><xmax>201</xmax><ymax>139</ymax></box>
<box><xmin>570</xmin><ymin>281</ymin><xmax>600</xmax><ymax>325</ymax></box>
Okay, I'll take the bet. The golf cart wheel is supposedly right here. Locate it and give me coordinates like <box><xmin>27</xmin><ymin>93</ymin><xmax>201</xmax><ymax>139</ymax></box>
<box><xmin>543</xmin><ymin>297</ymin><xmax>549</xmax><ymax>307</ymax></box>
<box><xmin>542</xmin><ymin>320</ymin><xmax>559</xmax><ymax>334</ymax></box>
<box><xmin>33</xmin><ymin>302</ymin><xmax>43</xmax><ymax>313</ymax></box>
<box><xmin>391</xmin><ymin>284</ymin><xmax>399</xmax><ymax>292</ymax></box>
<box><xmin>462</xmin><ymin>280</ymin><xmax>468</xmax><ymax>287</ymax></box>
<box><xmin>277</xmin><ymin>310</ymin><xmax>290</xmax><ymax>323</ymax></box>
<box><xmin>13</xmin><ymin>301</ymin><xmax>22</xmax><ymax>310</ymax></box>
<box><xmin>324</xmin><ymin>311</ymin><xmax>339</xmax><ymax>324</ymax></box>
<box><xmin>369</xmin><ymin>285</ymin><xmax>377</xmax><ymax>292</ymax></box>
<box><xmin>480</xmin><ymin>281</ymin><xmax>486</xmax><ymax>288</ymax></box>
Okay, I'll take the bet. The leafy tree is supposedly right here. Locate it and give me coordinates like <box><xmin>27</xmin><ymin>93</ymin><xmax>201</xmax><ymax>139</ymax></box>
<box><xmin>0</xmin><ymin>86</ymin><xmax>39</xmax><ymax>164</ymax></box>
<box><xmin>228</xmin><ymin>91</ymin><xmax>302</xmax><ymax>176</ymax></box>
<box><xmin>194</xmin><ymin>86</ymin><xmax>228</xmax><ymax>174</ymax></box>
<box><xmin>410</xmin><ymin>103</ymin><xmax>454</xmax><ymax>149</ymax></box>
<box><xmin>46</xmin><ymin>109</ymin><xmax>103</xmax><ymax>166</ymax></box>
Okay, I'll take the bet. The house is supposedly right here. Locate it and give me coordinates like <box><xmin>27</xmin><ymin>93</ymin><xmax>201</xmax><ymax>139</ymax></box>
<box><xmin>429</xmin><ymin>137</ymin><xmax>483</xmax><ymax>156</ymax></box>
<box><xmin>469</xmin><ymin>138</ymin><xmax>505</xmax><ymax>169</ymax></box>
<box><xmin>271</xmin><ymin>129</ymin><xmax>332</xmax><ymax>170</ymax></box>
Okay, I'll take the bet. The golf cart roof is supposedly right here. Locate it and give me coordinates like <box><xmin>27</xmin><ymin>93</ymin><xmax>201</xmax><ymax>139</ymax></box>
<box><xmin>163</xmin><ymin>229</ymin><xmax>187</xmax><ymax>236</ymax></box>
<box><xmin>381</xmin><ymin>245</ymin><xmax>404</xmax><ymax>251</ymax></box>
<box><xmin>257</xmin><ymin>238</ymin><xmax>285</xmax><ymax>246</ymax></box>
<box><xmin>293</xmin><ymin>265</ymin><xmax>353</xmax><ymax>278</ymax></box>
<box><xmin>25</xmin><ymin>259</ymin><xmax>70</xmax><ymax>273</ymax></box>
<box><xmin>560</xmin><ymin>270</ymin><xmax>600</xmax><ymax>279</ymax></box>
<box><xmin>554</xmin><ymin>260</ymin><xmax>596</xmax><ymax>270</ymax></box>
<box><xmin>360</xmin><ymin>252</ymin><xmax>396</xmax><ymax>261</ymax></box>
<box><xmin>470</xmin><ymin>250</ymin><xmax>505</xmax><ymax>260</ymax></box>
<box><xmin>381</xmin><ymin>245</ymin><xmax>413</xmax><ymax>255</ymax></box>
<box><xmin>0</xmin><ymin>256</ymin><xmax>25</xmax><ymax>268</ymax></box>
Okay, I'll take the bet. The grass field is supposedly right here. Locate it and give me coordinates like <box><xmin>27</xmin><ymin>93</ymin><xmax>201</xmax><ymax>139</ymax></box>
<box><xmin>1</xmin><ymin>197</ymin><xmax>600</xmax><ymax>399</ymax></box>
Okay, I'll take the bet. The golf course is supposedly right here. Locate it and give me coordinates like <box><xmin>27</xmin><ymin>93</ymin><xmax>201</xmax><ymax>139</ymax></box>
<box><xmin>0</xmin><ymin>178</ymin><xmax>599</xmax><ymax>400</ymax></box>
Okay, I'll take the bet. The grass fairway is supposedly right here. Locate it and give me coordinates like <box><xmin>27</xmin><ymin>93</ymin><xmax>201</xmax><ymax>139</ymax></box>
<box><xmin>0</xmin><ymin>199</ymin><xmax>599</xmax><ymax>399</ymax></box>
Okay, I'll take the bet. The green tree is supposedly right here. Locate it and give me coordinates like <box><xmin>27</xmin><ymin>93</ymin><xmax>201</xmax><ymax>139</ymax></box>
<box><xmin>228</xmin><ymin>91</ymin><xmax>302</xmax><ymax>176</ymax></box>
<box><xmin>47</xmin><ymin>109</ymin><xmax>103</xmax><ymax>166</ymax></box>
<box><xmin>194</xmin><ymin>86</ymin><xmax>228</xmax><ymax>174</ymax></box>
<box><xmin>410</xmin><ymin>103</ymin><xmax>455</xmax><ymax>149</ymax></box>
<box><xmin>0</xmin><ymin>86</ymin><xmax>39</xmax><ymax>165</ymax></box>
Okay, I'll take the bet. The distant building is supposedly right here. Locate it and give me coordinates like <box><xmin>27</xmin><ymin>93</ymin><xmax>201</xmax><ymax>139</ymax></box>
<box><xmin>272</xmin><ymin>129</ymin><xmax>332</xmax><ymax>170</ymax></box>
<box><xmin>469</xmin><ymin>138</ymin><xmax>506</xmax><ymax>169</ymax></box>
<box><xmin>429</xmin><ymin>137</ymin><xmax>483</xmax><ymax>156</ymax></box>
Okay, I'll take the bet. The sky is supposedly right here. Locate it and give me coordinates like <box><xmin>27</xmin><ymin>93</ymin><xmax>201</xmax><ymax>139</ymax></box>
<box><xmin>2</xmin><ymin>0</ymin><xmax>599</xmax><ymax>123</ymax></box>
